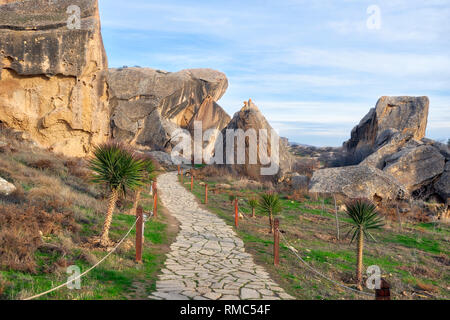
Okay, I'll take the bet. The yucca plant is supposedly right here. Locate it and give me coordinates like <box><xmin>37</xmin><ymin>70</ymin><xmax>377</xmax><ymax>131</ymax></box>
<box><xmin>258</xmin><ymin>193</ymin><xmax>282</xmax><ymax>233</ymax></box>
<box><xmin>344</xmin><ymin>199</ymin><xmax>384</xmax><ymax>290</ymax></box>
<box><xmin>248</xmin><ymin>198</ymin><xmax>258</xmax><ymax>218</ymax></box>
<box><xmin>89</xmin><ymin>142</ymin><xmax>145</xmax><ymax>246</ymax></box>
<box><xmin>129</xmin><ymin>154</ymin><xmax>157</xmax><ymax>216</ymax></box>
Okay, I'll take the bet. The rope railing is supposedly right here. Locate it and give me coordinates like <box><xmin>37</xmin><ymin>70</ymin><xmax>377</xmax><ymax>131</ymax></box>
<box><xmin>23</xmin><ymin>216</ymin><xmax>141</xmax><ymax>300</ymax></box>
<box><xmin>278</xmin><ymin>231</ymin><xmax>373</xmax><ymax>297</ymax></box>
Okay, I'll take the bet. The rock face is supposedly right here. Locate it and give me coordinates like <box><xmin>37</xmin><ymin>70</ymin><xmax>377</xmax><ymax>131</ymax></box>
<box><xmin>311</xmin><ymin>96</ymin><xmax>448</xmax><ymax>203</ymax></box>
<box><xmin>0</xmin><ymin>176</ymin><xmax>15</xmax><ymax>195</ymax></box>
<box><xmin>107</xmin><ymin>67</ymin><xmax>230</xmax><ymax>152</ymax></box>
<box><xmin>309</xmin><ymin>165</ymin><xmax>407</xmax><ymax>201</ymax></box>
<box><xmin>435</xmin><ymin>162</ymin><xmax>450</xmax><ymax>202</ymax></box>
<box><xmin>217</xmin><ymin>99</ymin><xmax>294</xmax><ymax>180</ymax></box>
<box><xmin>344</xmin><ymin>96</ymin><xmax>429</xmax><ymax>156</ymax></box>
<box><xmin>291</xmin><ymin>174</ymin><xmax>309</xmax><ymax>190</ymax></box>
<box><xmin>383</xmin><ymin>145</ymin><xmax>445</xmax><ymax>192</ymax></box>
<box><xmin>0</xmin><ymin>0</ymin><xmax>109</xmax><ymax>157</ymax></box>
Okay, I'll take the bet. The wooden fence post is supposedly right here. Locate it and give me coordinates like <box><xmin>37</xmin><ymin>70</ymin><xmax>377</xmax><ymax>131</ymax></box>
<box><xmin>135</xmin><ymin>206</ymin><xmax>143</xmax><ymax>263</ymax></box>
<box><xmin>153</xmin><ymin>182</ymin><xmax>158</xmax><ymax>218</ymax></box>
<box><xmin>205</xmin><ymin>183</ymin><xmax>208</xmax><ymax>204</ymax></box>
<box><xmin>333</xmin><ymin>194</ymin><xmax>340</xmax><ymax>241</ymax></box>
<box><xmin>177</xmin><ymin>165</ymin><xmax>180</xmax><ymax>175</ymax></box>
<box><xmin>191</xmin><ymin>175</ymin><xmax>194</xmax><ymax>191</ymax></box>
<box><xmin>180</xmin><ymin>167</ymin><xmax>183</xmax><ymax>183</ymax></box>
<box><xmin>375</xmin><ymin>279</ymin><xmax>391</xmax><ymax>300</ymax></box>
<box><xmin>274</xmin><ymin>218</ymin><xmax>280</xmax><ymax>266</ymax></box>
<box><xmin>234</xmin><ymin>198</ymin><xmax>239</xmax><ymax>228</ymax></box>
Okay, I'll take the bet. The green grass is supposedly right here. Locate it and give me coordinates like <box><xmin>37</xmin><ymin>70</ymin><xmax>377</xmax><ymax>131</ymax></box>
<box><xmin>180</xmin><ymin>173</ymin><xmax>450</xmax><ymax>300</ymax></box>
<box><xmin>387</xmin><ymin>235</ymin><xmax>443</xmax><ymax>255</ymax></box>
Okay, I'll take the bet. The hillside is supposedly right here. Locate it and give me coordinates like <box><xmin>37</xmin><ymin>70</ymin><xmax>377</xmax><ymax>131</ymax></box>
<box><xmin>0</xmin><ymin>125</ymin><xmax>177</xmax><ymax>299</ymax></box>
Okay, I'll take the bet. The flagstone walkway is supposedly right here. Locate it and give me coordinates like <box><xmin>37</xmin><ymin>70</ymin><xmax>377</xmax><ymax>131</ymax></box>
<box><xmin>148</xmin><ymin>172</ymin><xmax>294</xmax><ymax>300</ymax></box>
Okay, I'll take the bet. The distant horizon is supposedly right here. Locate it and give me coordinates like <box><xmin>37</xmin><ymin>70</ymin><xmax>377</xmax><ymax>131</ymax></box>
<box><xmin>100</xmin><ymin>0</ymin><xmax>449</xmax><ymax>147</ymax></box>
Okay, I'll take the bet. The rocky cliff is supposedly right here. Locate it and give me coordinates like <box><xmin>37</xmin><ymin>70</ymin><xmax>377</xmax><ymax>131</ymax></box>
<box><xmin>107</xmin><ymin>67</ymin><xmax>230</xmax><ymax>152</ymax></box>
<box><xmin>0</xmin><ymin>0</ymin><xmax>109</xmax><ymax>157</ymax></box>
<box><xmin>310</xmin><ymin>96</ymin><xmax>449</xmax><ymax>204</ymax></box>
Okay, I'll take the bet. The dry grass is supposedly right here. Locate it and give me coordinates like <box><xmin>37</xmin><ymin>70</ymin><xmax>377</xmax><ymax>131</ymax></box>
<box><xmin>0</xmin><ymin>204</ymin><xmax>78</xmax><ymax>273</ymax></box>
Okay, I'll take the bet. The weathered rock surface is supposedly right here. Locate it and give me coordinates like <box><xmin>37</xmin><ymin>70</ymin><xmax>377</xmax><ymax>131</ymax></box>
<box><xmin>435</xmin><ymin>162</ymin><xmax>450</xmax><ymax>202</ymax></box>
<box><xmin>107</xmin><ymin>67</ymin><xmax>230</xmax><ymax>152</ymax></box>
<box><xmin>0</xmin><ymin>176</ymin><xmax>15</xmax><ymax>195</ymax></box>
<box><xmin>383</xmin><ymin>145</ymin><xmax>445</xmax><ymax>192</ymax></box>
<box><xmin>0</xmin><ymin>0</ymin><xmax>110</xmax><ymax>157</ymax></box>
<box><xmin>291</xmin><ymin>174</ymin><xmax>309</xmax><ymax>190</ymax></box>
<box><xmin>309</xmin><ymin>165</ymin><xmax>407</xmax><ymax>201</ymax></box>
<box><xmin>311</xmin><ymin>96</ymin><xmax>448</xmax><ymax>203</ymax></box>
<box><xmin>344</xmin><ymin>96</ymin><xmax>429</xmax><ymax>155</ymax></box>
<box><xmin>217</xmin><ymin>99</ymin><xmax>294</xmax><ymax>180</ymax></box>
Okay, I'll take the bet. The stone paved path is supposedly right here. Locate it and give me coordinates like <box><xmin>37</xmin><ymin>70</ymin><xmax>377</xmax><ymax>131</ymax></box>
<box><xmin>148</xmin><ymin>172</ymin><xmax>294</xmax><ymax>300</ymax></box>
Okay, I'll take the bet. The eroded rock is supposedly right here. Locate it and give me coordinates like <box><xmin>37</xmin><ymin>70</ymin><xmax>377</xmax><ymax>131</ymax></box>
<box><xmin>344</xmin><ymin>96</ymin><xmax>429</xmax><ymax>156</ymax></box>
<box><xmin>218</xmin><ymin>99</ymin><xmax>294</xmax><ymax>180</ymax></box>
<box><xmin>383</xmin><ymin>145</ymin><xmax>445</xmax><ymax>193</ymax></box>
<box><xmin>309</xmin><ymin>165</ymin><xmax>407</xmax><ymax>202</ymax></box>
<box><xmin>107</xmin><ymin>67</ymin><xmax>230</xmax><ymax>152</ymax></box>
<box><xmin>0</xmin><ymin>0</ymin><xmax>110</xmax><ymax>157</ymax></box>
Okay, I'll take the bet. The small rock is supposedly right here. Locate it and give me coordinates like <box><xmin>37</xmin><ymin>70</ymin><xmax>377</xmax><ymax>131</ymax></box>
<box><xmin>0</xmin><ymin>176</ymin><xmax>16</xmax><ymax>196</ymax></box>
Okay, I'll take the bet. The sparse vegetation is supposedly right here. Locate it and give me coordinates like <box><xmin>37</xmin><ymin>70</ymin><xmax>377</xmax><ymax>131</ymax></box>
<box><xmin>180</xmin><ymin>173</ymin><xmax>450</xmax><ymax>300</ymax></box>
<box><xmin>258</xmin><ymin>193</ymin><xmax>282</xmax><ymax>233</ymax></box>
<box><xmin>0</xmin><ymin>127</ymin><xmax>176</xmax><ymax>299</ymax></box>
<box><xmin>88</xmin><ymin>142</ymin><xmax>145</xmax><ymax>245</ymax></box>
<box><xmin>343</xmin><ymin>199</ymin><xmax>384</xmax><ymax>290</ymax></box>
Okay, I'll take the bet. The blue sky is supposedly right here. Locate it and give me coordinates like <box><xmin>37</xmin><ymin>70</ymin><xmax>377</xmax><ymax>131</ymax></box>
<box><xmin>99</xmin><ymin>0</ymin><xmax>450</xmax><ymax>146</ymax></box>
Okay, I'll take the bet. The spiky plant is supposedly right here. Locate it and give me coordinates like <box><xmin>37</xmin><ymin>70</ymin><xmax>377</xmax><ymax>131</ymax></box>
<box><xmin>89</xmin><ymin>142</ymin><xmax>145</xmax><ymax>245</ymax></box>
<box><xmin>248</xmin><ymin>198</ymin><xmax>258</xmax><ymax>218</ymax></box>
<box><xmin>344</xmin><ymin>199</ymin><xmax>384</xmax><ymax>290</ymax></box>
<box><xmin>258</xmin><ymin>193</ymin><xmax>282</xmax><ymax>233</ymax></box>
<box><xmin>129</xmin><ymin>154</ymin><xmax>157</xmax><ymax>216</ymax></box>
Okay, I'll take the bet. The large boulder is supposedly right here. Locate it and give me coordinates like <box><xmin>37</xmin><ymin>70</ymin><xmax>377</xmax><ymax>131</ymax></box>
<box><xmin>107</xmin><ymin>67</ymin><xmax>230</xmax><ymax>152</ymax></box>
<box><xmin>434</xmin><ymin>162</ymin><xmax>450</xmax><ymax>202</ymax></box>
<box><xmin>383</xmin><ymin>145</ymin><xmax>445</xmax><ymax>193</ymax></box>
<box><xmin>217</xmin><ymin>99</ymin><xmax>294</xmax><ymax>180</ymax></box>
<box><xmin>0</xmin><ymin>176</ymin><xmax>15</xmax><ymax>195</ymax></box>
<box><xmin>344</xmin><ymin>96</ymin><xmax>429</xmax><ymax>156</ymax></box>
<box><xmin>291</xmin><ymin>174</ymin><xmax>309</xmax><ymax>190</ymax></box>
<box><xmin>0</xmin><ymin>0</ymin><xmax>110</xmax><ymax>157</ymax></box>
<box><xmin>309</xmin><ymin>165</ymin><xmax>407</xmax><ymax>202</ymax></box>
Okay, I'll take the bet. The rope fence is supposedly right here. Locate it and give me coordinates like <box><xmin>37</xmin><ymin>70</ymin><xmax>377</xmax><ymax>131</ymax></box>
<box><xmin>23</xmin><ymin>215</ymin><xmax>141</xmax><ymax>300</ymax></box>
<box><xmin>278</xmin><ymin>231</ymin><xmax>373</xmax><ymax>297</ymax></box>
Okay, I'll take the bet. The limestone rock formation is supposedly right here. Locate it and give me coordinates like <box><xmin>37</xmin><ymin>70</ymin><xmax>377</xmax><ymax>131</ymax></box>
<box><xmin>107</xmin><ymin>67</ymin><xmax>230</xmax><ymax>152</ymax></box>
<box><xmin>310</xmin><ymin>96</ymin><xmax>448</xmax><ymax>203</ymax></box>
<box><xmin>344</xmin><ymin>96</ymin><xmax>429</xmax><ymax>156</ymax></box>
<box><xmin>435</xmin><ymin>162</ymin><xmax>450</xmax><ymax>202</ymax></box>
<box><xmin>309</xmin><ymin>165</ymin><xmax>407</xmax><ymax>201</ymax></box>
<box><xmin>0</xmin><ymin>0</ymin><xmax>110</xmax><ymax>157</ymax></box>
<box><xmin>217</xmin><ymin>99</ymin><xmax>294</xmax><ymax>180</ymax></box>
<box><xmin>291</xmin><ymin>173</ymin><xmax>309</xmax><ymax>190</ymax></box>
<box><xmin>383</xmin><ymin>145</ymin><xmax>445</xmax><ymax>193</ymax></box>
<box><xmin>0</xmin><ymin>176</ymin><xmax>15</xmax><ymax>195</ymax></box>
